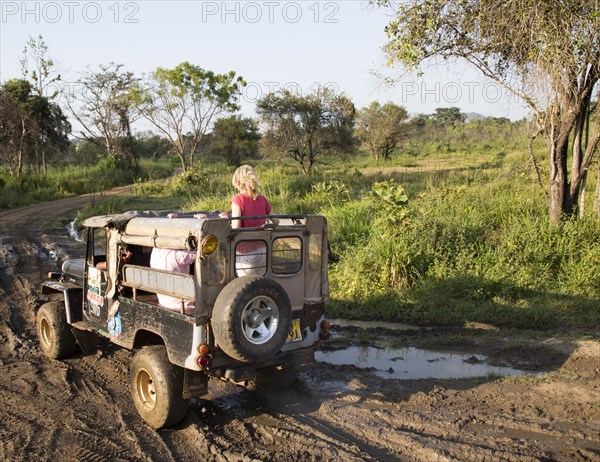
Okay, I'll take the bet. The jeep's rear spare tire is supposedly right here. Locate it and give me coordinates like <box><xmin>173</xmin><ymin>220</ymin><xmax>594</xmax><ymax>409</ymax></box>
<box><xmin>37</xmin><ymin>301</ymin><xmax>77</xmax><ymax>359</ymax></box>
<box><xmin>212</xmin><ymin>276</ymin><xmax>292</xmax><ymax>363</ymax></box>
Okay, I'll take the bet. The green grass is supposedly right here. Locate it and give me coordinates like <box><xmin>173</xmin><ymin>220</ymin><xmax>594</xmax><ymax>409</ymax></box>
<box><xmin>325</xmin><ymin>169</ymin><xmax>600</xmax><ymax>328</ymax></box>
<box><xmin>0</xmin><ymin>157</ymin><xmax>173</xmax><ymax>210</ymax></box>
<box><xmin>208</xmin><ymin>140</ymin><xmax>597</xmax><ymax>329</ymax></box>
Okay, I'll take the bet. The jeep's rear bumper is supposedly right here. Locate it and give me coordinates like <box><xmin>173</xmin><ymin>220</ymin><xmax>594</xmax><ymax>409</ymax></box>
<box><xmin>207</xmin><ymin>345</ymin><xmax>316</xmax><ymax>383</ymax></box>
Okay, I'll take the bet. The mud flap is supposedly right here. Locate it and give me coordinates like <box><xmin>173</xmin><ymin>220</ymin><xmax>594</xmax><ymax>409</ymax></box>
<box><xmin>183</xmin><ymin>370</ymin><xmax>208</xmax><ymax>399</ymax></box>
<box><xmin>71</xmin><ymin>327</ymin><xmax>99</xmax><ymax>354</ymax></box>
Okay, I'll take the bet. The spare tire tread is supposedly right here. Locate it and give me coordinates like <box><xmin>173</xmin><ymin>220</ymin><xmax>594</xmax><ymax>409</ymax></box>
<box><xmin>212</xmin><ymin>276</ymin><xmax>292</xmax><ymax>363</ymax></box>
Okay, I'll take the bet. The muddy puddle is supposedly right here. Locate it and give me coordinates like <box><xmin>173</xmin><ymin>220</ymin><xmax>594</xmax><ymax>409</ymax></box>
<box><xmin>67</xmin><ymin>219</ymin><xmax>85</xmax><ymax>243</ymax></box>
<box><xmin>318</xmin><ymin>321</ymin><xmax>540</xmax><ymax>380</ymax></box>
<box><xmin>315</xmin><ymin>345</ymin><xmax>539</xmax><ymax>379</ymax></box>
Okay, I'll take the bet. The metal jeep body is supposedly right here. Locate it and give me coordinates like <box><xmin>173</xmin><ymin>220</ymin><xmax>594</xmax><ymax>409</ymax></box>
<box><xmin>38</xmin><ymin>211</ymin><xmax>330</xmax><ymax>428</ymax></box>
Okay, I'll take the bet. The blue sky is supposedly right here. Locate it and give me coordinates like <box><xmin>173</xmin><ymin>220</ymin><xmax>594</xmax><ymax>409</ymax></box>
<box><xmin>1</xmin><ymin>1</ymin><xmax>530</xmax><ymax>126</ymax></box>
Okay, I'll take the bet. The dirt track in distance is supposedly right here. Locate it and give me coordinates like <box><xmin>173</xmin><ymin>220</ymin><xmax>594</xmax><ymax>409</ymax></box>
<box><xmin>0</xmin><ymin>190</ymin><xmax>598</xmax><ymax>462</ymax></box>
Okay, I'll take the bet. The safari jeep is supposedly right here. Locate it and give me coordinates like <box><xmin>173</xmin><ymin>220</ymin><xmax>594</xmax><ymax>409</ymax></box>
<box><xmin>38</xmin><ymin>211</ymin><xmax>330</xmax><ymax>428</ymax></box>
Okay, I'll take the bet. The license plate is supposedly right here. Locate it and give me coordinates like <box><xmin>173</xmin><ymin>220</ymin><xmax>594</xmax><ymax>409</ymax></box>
<box><xmin>287</xmin><ymin>319</ymin><xmax>302</xmax><ymax>342</ymax></box>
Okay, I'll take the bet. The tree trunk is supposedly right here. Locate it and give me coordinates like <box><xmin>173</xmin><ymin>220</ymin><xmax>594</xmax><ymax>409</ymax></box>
<box><xmin>594</xmin><ymin>162</ymin><xmax>600</xmax><ymax>218</ymax></box>
<box><xmin>178</xmin><ymin>153</ymin><xmax>188</xmax><ymax>172</ymax></box>
<box><xmin>174</xmin><ymin>138</ymin><xmax>188</xmax><ymax>172</ymax></box>
<box><xmin>548</xmin><ymin>135</ymin><xmax>571</xmax><ymax>224</ymax></box>
<box><xmin>17</xmin><ymin>118</ymin><xmax>27</xmax><ymax>179</ymax></box>
<box><xmin>579</xmin><ymin>175</ymin><xmax>586</xmax><ymax>219</ymax></box>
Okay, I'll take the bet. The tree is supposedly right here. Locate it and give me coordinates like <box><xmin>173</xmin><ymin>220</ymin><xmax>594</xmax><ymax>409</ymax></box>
<box><xmin>18</xmin><ymin>35</ymin><xmax>67</xmax><ymax>171</ymax></box>
<box><xmin>136</xmin><ymin>62</ymin><xmax>245</xmax><ymax>171</ymax></box>
<box><xmin>19</xmin><ymin>35</ymin><xmax>61</xmax><ymax>99</ymax></box>
<box><xmin>0</xmin><ymin>79</ymin><xmax>70</xmax><ymax>177</ymax></box>
<box><xmin>132</xmin><ymin>131</ymin><xmax>173</xmax><ymax>159</ymax></box>
<box><xmin>431</xmin><ymin>107</ymin><xmax>466</xmax><ymax>129</ymax></box>
<box><xmin>355</xmin><ymin>101</ymin><xmax>410</xmax><ymax>160</ymax></box>
<box><xmin>67</xmin><ymin>63</ymin><xmax>140</xmax><ymax>168</ymax></box>
<box><xmin>257</xmin><ymin>89</ymin><xmax>356</xmax><ymax>175</ymax></box>
<box><xmin>376</xmin><ymin>0</ymin><xmax>600</xmax><ymax>224</ymax></box>
<box><xmin>0</xmin><ymin>85</ymin><xmax>29</xmax><ymax>176</ymax></box>
<box><xmin>208</xmin><ymin>115</ymin><xmax>261</xmax><ymax>166</ymax></box>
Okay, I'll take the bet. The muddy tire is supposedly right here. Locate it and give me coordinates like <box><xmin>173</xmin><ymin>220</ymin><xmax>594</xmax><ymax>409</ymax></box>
<box><xmin>212</xmin><ymin>276</ymin><xmax>292</xmax><ymax>363</ymax></box>
<box><xmin>130</xmin><ymin>345</ymin><xmax>188</xmax><ymax>429</ymax></box>
<box><xmin>36</xmin><ymin>301</ymin><xmax>77</xmax><ymax>359</ymax></box>
<box><xmin>249</xmin><ymin>364</ymin><xmax>298</xmax><ymax>394</ymax></box>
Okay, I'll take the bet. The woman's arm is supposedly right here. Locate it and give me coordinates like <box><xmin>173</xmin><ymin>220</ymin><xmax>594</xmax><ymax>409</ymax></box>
<box><xmin>231</xmin><ymin>201</ymin><xmax>242</xmax><ymax>229</ymax></box>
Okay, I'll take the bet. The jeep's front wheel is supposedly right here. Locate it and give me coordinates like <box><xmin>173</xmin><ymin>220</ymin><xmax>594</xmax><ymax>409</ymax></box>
<box><xmin>212</xmin><ymin>276</ymin><xmax>292</xmax><ymax>363</ymax></box>
<box><xmin>130</xmin><ymin>346</ymin><xmax>188</xmax><ymax>429</ymax></box>
<box><xmin>37</xmin><ymin>301</ymin><xmax>77</xmax><ymax>359</ymax></box>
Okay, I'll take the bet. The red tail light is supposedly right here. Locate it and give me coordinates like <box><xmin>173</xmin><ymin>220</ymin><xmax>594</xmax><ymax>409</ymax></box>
<box><xmin>196</xmin><ymin>355</ymin><xmax>210</xmax><ymax>367</ymax></box>
<box><xmin>320</xmin><ymin>320</ymin><xmax>331</xmax><ymax>340</ymax></box>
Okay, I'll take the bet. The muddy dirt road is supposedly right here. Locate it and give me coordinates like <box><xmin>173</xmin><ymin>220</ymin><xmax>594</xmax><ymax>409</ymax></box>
<box><xmin>0</xmin><ymin>192</ymin><xmax>598</xmax><ymax>461</ymax></box>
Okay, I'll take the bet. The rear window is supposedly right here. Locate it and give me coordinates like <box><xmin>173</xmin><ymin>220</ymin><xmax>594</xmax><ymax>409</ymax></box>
<box><xmin>235</xmin><ymin>240</ymin><xmax>267</xmax><ymax>277</ymax></box>
<box><xmin>272</xmin><ymin>237</ymin><xmax>302</xmax><ymax>274</ymax></box>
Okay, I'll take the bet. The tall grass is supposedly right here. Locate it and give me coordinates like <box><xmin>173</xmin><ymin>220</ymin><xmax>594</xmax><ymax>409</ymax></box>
<box><xmin>180</xmin><ymin>145</ymin><xmax>599</xmax><ymax>329</ymax></box>
<box><xmin>327</xmin><ymin>169</ymin><xmax>600</xmax><ymax>329</ymax></box>
<box><xmin>0</xmin><ymin>157</ymin><xmax>172</xmax><ymax>210</ymax></box>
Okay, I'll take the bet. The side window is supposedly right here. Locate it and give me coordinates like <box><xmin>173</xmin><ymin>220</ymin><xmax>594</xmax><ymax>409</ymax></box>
<box><xmin>272</xmin><ymin>237</ymin><xmax>302</xmax><ymax>275</ymax></box>
<box><xmin>308</xmin><ymin>233</ymin><xmax>322</xmax><ymax>272</ymax></box>
<box><xmin>87</xmin><ymin>228</ymin><xmax>107</xmax><ymax>267</ymax></box>
<box><xmin>206</xmin><ymin>242</ymin><xmax>226</xmax><ymax>285</ymax></box>
<box><xmin>235</xmin><ymin>240</ymin><xmax>267</xmax><ymax>277</ymax></box>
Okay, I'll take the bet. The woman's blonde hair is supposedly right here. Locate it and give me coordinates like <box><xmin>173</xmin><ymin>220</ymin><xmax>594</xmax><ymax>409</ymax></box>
<box><xmin>232</xmin><ymin>165</ymin><xmax>260</xmax><ymax>199</ymax></box>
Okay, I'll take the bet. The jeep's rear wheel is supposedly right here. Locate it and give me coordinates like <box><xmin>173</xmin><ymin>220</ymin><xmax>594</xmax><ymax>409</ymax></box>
<box><xmin>130</xmin><ymin>346</ymin><xmax>188</xmax><ymax>429</ymax></box>
<box><xmin>212</xmin><ymin>276</ymin><xmax>292</xmax><ymax>363</ymax></box>
<box><xmin>36</xmin><ymin>301</ymin><xmax>77</xmax><ymax>359</ymax></box>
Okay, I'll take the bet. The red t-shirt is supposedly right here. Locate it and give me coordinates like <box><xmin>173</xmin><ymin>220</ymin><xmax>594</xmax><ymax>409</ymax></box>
<box><xmin>231</xmin><ymin>193</ymin><xmax>272</xmax><ymax>228</ymax></box>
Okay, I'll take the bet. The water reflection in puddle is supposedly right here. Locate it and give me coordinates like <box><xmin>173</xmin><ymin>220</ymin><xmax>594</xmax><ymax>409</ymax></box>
<box><xmin>315</xmin><ymin>346</ymin><xmax>537</xmax><ymax>380</ymax></box>
<box><xmin>67</xmin><ymin>220</ymin><xmax>85</xmax><ymax>243</ymax></box>
<box><xmin>329</xmin><ymin>318</ymin><xmax>420</xmax><ymax>331</ymax></box>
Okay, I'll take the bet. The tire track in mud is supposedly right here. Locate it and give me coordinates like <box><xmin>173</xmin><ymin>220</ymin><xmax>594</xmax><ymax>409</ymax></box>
<box><xmin>0</xmin><ymin>355</ymin><xmax>177</xmax><ymax>462</ymax></box>
<box><xmin>186</xmin><ymin>384</ymin><xmax>388</xmax><ymax>462</ymax></box>
<box><xmin>0</xmin><ymin>228</ymin><xmax>182</xmax><ymax>460</ymax></box>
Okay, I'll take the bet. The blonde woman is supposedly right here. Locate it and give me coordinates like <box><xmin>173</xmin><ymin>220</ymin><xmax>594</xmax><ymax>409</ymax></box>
<box><xmin>229</xmin><ymin>165</ymin><xmax>277</xmax><ymax>228</ymax></box>
<box><xmin>228</xmin><ymin>165</ymin><xmax>277</xmax><ymax>275</ymax></box>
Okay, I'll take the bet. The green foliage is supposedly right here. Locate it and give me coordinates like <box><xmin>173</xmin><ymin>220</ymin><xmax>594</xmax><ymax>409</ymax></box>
<box><xmin>4</xmin><ymin>117</ymin><xmax>597</xmax><ymax>330</ymax></box>
<box><xmin>172</xmin><ymin>166</ymin><xmax>230</xmax><ymax>202</ymax></box>
<box><xmin>0</xmin><ymin>78</ymin><xmax>70</xmax><ymax>175</ymax></box>
<box><xmin>376</xmin><ymin>0</ymin><xmax>600</xmax><ymax>223</ymax></box>
<box><xmin>355</xmin><ymin>101</ymin><xmax>410</xmax><ymax>160</ymax></box>
<box><xmin>74</xmin><ymin>63</ymin><xmax>140</xmax><ymax>168</ymax></box>
<box><xmin>139</xmin><ymin>62</ymin><xmax>245</xmax><ymax>171</ymax></box>
<box><xmin>431</xmin><ymin>107</ymin><xmax>466</xmax><ymax>129</ymax></box>
<box><xmin>207</xmin><ymin>115</ymin><xmax>261</xmax><ymax>166</ymax></box>
<box><xmin>257</xmin><ymin>88</ymin><xmax>356</xmax><ymax>175</ymax></box>
<box><xmin>311</xmin><ymin>180</ymin><xmax>350</xmax><ymax>206</ymax></box>
<box><xmin>370</xmin><ymin>179</ymin><xmax>409</xmax><ymax>227</ymax></box>
<box><xmin>133</xmin><ymin>133</ymin><xmax>173</xmax><ymax>159</ymax></box>
<box><xmin>0</xmin><ymin>158</ymin><xmax>172</xmax><ymax>210</ymax></box>
<box><xmin>20</xmin><ymin>34</ymin><xmax>61</xmax><ymax>98</ymax></box>
<box><xmin>328</xmin><ymin>170</ymin><xmax>600</xmax><ymax>328</ymax></box>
